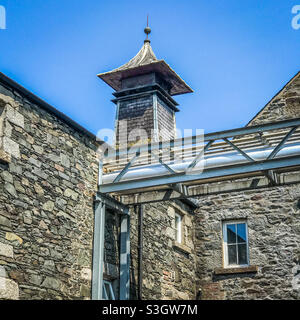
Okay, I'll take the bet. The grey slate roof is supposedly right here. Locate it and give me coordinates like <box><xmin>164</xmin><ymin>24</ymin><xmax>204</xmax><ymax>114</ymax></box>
<box><xmin>110</xmin><ymin>40</ymin><xmax>158</xmax><ymax>71</ymax></box>
<box><xmin>98</xmin><ymin>41</ymin><xmax>193</xmax><ymax>96</ymax></box>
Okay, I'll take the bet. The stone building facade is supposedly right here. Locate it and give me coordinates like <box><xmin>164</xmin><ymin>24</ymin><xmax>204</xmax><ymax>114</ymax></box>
<box><xmin>0</xmin><ymin>35</ymin><xmax>299</xmax><ymax>301</ymax></box>
<box><xmin>194</xmin><ymin>184</ymin><xmax>300</xmax><ymax>300</ymax></box>
<box><xmin>0</xmin><ymin>75</ymin><xmax>101</xmax><ymax>299</ymax></box>
<box><xmin>194</xmin><ymin>72</ymin><xmax>300</xmax><ymax>300</ymax></box>
<box><xmin>129</xmin><ymin>201</ymin><xmax>196</xmax><ymax>300</ymax></box>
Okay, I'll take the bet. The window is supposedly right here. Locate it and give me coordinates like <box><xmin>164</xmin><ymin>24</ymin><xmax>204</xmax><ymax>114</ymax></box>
<box><xmin>175</xmin><ymin>213</ymin><xmax>182</xmax><ymax>243</ymax></box>
<box><xmin>223</xmin><ymin>221</ymin><xmax>249</xmax><ymax>268</ymax></box>
<box><xmin>102</xmin><ymin>280</ymin><xmax>115</xmax><ymax>300</ymax></box>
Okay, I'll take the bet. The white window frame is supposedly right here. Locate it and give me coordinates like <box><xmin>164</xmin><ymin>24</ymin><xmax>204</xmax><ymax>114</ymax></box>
<box><xmin>222</xmin><ymin>220</ymin><xmax>249</xmax><ymax>268</ymax></box>
<box><xmin>175</xmin><ymin>213</ymin><xmax>182</xmax><ymax>244</ymax></box>
<box><xmin>103</xmin><ymin>280</ymin><xmax>115</xmax><ymax>300</ymax></box>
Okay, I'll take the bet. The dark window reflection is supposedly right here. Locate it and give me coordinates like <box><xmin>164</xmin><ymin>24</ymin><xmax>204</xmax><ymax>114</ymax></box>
<box><xmin>228</xmin><ymin>244</ymin><xmax>237</xmax><ymax>265</ymax></box>
<box><xmin>105</xmin><ymin>283</ymin><xmax>113</xmax><ymax>300</ymax></box>
<box><xmin>238</xmin><ymin>243</ymin><xmax>247</xmax><ymax>265</ymax></box>
<box><xmin>102</xmin><ymin>286</ymin><xmax>107</xmax><ymax>300</ymax></box>
<box><xmin>227</xmin><ymin>224</ymin><xmax>236</xmax><ymax>244</ymax></box>
<box><xmin>225</xmin><ymin>222</ymin><xmax>248</xmax><ymax>266</ymax></box>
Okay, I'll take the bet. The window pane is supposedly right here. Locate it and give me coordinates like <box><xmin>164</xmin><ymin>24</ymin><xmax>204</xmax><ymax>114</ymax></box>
<box><xmin>228</xmin><ymin>244</ymin><xmax>237</xmax><ymax>265</ymax></box>
<box><xmin>237</xmin><ymin>223</ymin><xmax>246</xmax><ymax>243</ymax></box>
<box><xmin>175</xmin><ymin>215</ymin><xmax>179</xmax><ymax>230</ymax></box>
<box><xmin>103</xmin><ymin>286</ymin><xmax>108</xmax><ymax>300</ymax></box>
<box><xmin>105</xmin><ymin>283</ymin><xmax>113</xmax><ymax>300</ymax></box>
<box><xmin>175</xmin><ymin>214</ymin><xmax>181</xmax><ymax>243</ymax></box>
<box><xmin>227</xmin><ymin>224</ymin><xmax>236</xmax><ymax>244</ymax></box>
<box><xmin>238</xmin><ymin>243</ymin><xmax>248</xmax><ymax>265</ymax></box>
<box><xmin>175</xmin><ymin>230</ymin><xmax>180</xmax><ymax>242</ymax></box>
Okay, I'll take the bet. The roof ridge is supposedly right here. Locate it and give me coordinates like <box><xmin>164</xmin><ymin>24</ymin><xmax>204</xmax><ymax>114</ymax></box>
<box><xmin>246</xmin><ymin>71</ymin><xmax>300</xmax><ymax>127</ymax></box>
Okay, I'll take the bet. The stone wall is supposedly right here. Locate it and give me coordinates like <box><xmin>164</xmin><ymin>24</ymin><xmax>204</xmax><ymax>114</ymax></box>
<box><xmin>0</xmin><ymin>82</ymin><xmax>100</xmax><ymax>299</ymax></box>
<box><xmin>129</xmin><ymin>201</ymin><xmax>197</xmax><ymax>300</ymax></box>
<box><xmin>194</xmin><ymin>184</ymin><xmax>300</xmax><ymax>300</ymax></box>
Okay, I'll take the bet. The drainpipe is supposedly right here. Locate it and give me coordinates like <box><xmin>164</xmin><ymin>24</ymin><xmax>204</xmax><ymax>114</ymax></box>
<box><xmin>92</xmin><ymin>158</ymin><xmax>105</xmax><ymax>300</ymax></box>
<box><xmin>138</xmin><ymin>204</ymin><xmax>144</xmax><ymax>300</ymax></box>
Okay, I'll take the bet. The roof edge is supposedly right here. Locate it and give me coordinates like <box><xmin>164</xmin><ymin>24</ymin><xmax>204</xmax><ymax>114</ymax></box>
<box><xmin>246</xmin><ymin>70</ymin><xmax>300</xmax><ymax>127</ymax></box>
<box><xmin>0</xmin><ymin>72</ymin><xmax>102</xmax><ymax>146</ymax></box>
<box><xmin>98</xmin><ymin>60</ymin><xmax>193</xmax><ymax>96</ymax></box>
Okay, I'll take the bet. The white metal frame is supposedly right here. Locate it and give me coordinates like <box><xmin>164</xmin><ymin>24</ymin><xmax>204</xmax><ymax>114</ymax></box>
<box><xmin>92</xmin><ymin>193</ymin><xmax>130</xmax><ymax>300</ymax></box>
<box><xmin>222</xmin><ymin>220</ymin><xmax>249</xmax><ymax>268</ymax></box>
<box><xmin>103</xmin><ymin>280</ymin><xmax>116</xmax><ymax>300</ymax></box>
<box><xmin>99</xmin><ymin>118</ymin><xmax>300</xmax><ymax>199</ymax></box>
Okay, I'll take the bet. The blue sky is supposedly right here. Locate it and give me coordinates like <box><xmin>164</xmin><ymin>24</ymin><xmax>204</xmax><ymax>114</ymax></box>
<box><xmin>0</xmin><ymin>0</ymin><xmax>299</xmax><ymax>136</ymax></box>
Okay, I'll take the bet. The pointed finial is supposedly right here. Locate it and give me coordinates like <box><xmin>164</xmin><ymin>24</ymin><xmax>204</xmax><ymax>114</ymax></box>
<box><xmin>144</xmin><ymin>14</ymin><xmax>151</xmax><ymax>43</ymax></box>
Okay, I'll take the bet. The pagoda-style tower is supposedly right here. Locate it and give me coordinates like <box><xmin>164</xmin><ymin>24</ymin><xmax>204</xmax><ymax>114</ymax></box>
<box><xmin>98</xmin><ymin>25</ymin><xmax>193</xmax><ymax>147</ymax></box>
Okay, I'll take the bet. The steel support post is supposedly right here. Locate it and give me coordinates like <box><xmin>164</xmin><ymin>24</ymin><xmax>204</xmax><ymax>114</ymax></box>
<box><xmin>92</xmin><ymin>200</ymin><xmax>106</xmax><ymax>300</ymax></box>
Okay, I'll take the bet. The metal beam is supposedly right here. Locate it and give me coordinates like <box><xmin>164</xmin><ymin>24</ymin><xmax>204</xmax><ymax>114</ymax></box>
<box><xmin>113</xmin><ymin>150</ymin><xmax>141</xmax><ymax>183</ymax></box>
<box><xmin>99</xmin><ymin>155</ymin><xmax>300</xmax><ymax>194</ymax></box>
<box><xmin>119</xmin><ymin>171</ymin><xmax>300</xmax><ymax>205</ymax></box>
<box><xmin>119</xmin><ymin>213</ymin><xmax>130</xmax><ymax>300</ymax></box>
<box><xmin>223</xmin><ymin>138</ymin><xmax>255</xmax><ymax>162</ymax></box>
<box><xmin>186</xmin><ymin>140</ymin><xmax>214</xmax><ymax>171</ymax></box>
<box><xmin>151</xmin><ymin>151</ymin><xmax>176</xmax><ymax>174</ymax></box>
<box><xmin>138</xmin><ymin>205</ymin><xmax>143</xmax><ymax>300</ymax></box>
<box><xmin>95</xmin><ymin>193</ymin><xmax>129</xmax><ymax>215</ymax></box>
<box><xmin>93</xmin><ymin>194</ymin><xmax>130</xmax><ymax>300</ymax></box>
<box><xmin>92</xmin><ymin>201</ymin><xmax>106</xmax><ymax>300</ymax></box>
<box><xmin>267</xmin><ymin>126</ymin><xmax>297</xmax><ymax>160</ymax></box>
<box><xmin>104</xmin><ymin>118</ymin><xmax>300</xmax><ymax>159</ymax></box>
<box><xmin>169</xmin><ymin>184</ymin><xmax>198</xmax><ymax>208</ymax></box>
<box><xmin>169</xmin><ymin>183</ymin><xmax>188</xmax><ymax>196</ymax></box>
<box><xmin>264</xmin><ymin>170</ymin><xmax>279</xmax><ymax>186</ymax></box>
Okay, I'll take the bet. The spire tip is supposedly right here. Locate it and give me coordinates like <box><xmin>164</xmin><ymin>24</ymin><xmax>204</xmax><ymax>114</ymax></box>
<box><xmin>144</xmin><ymin>14</ymin><xmax>151</xmax><ymax>42</ymax></box>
